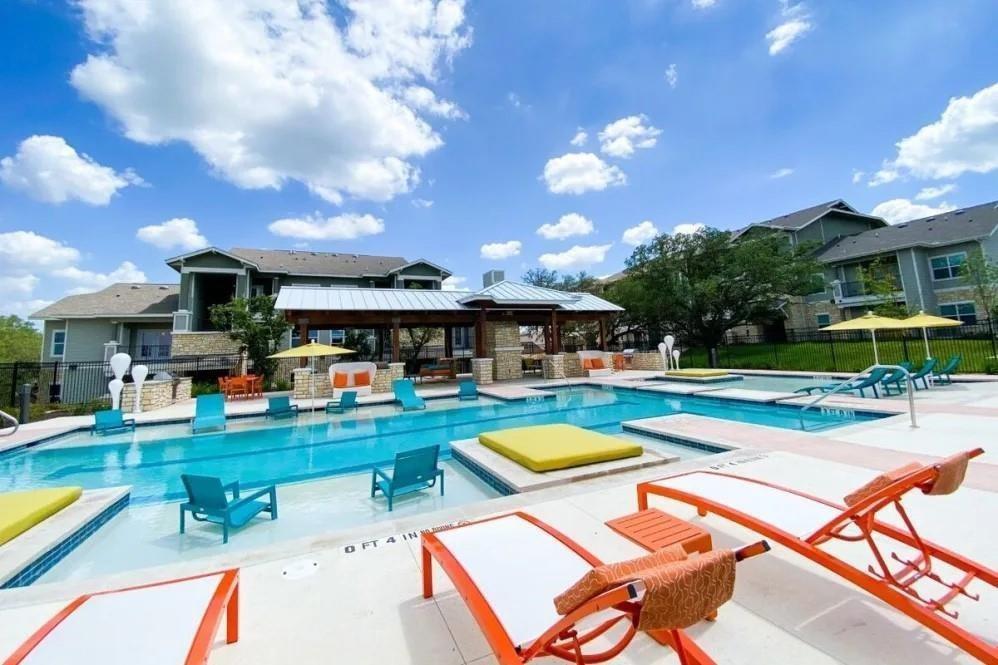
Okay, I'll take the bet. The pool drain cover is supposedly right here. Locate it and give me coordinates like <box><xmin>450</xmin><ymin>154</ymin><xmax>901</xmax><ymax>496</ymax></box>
<box><xmin>281</xmin><ymin>559</ymin><xmax>319</xmax><ymax>580</ymax></box>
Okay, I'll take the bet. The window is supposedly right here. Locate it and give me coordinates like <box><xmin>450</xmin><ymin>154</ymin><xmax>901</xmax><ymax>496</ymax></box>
<box><xmin>939</xmin><ymin>302</ymin><xmax>977</xmax><ymax>325</ymax></box>
<box><xmin>816</xmin><ymin>313</ymin><xmax>831</xmax><ymax>327</ymax></box>
<box><xmin>930</xmin><ymin>252</ymin><xmax>966</xmax><ymax>280</ymax></box>
<box><xmin>51</xmin><ymin>330</ymin><xmax>66</xmax><ymax>357</ymax></box>
<box><xmin>330</xmin><ymin>329</ymin><xmax>346</xmax><ymax>344</ymax></box>
<box><xmin>138</xmin><ymin>330</ymin><xmax>172</xmax><ymax>359</ymax></box>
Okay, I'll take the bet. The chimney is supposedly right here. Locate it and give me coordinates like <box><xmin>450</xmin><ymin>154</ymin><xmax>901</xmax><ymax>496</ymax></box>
<box><xmin>483</xmin><ymin>270</ymin><xmax>505</xmax><ymax>287</ymax></box>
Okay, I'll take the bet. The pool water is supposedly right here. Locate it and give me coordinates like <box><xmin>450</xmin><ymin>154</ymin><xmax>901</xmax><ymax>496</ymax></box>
<box><xmin>2</xmin><ymin>386</ymin><xmax>879</xmax><ymax>505</ymax></box>
<box><xmin>730</xmin><ymin>374</ymin><xmax>839</xmax><ymax>392</ymax></box>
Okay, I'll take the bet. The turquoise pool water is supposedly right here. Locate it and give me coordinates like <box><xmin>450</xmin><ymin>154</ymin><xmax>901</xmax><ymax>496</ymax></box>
<box><xmin>2</xmin><ymin>386</ymin><xmax>880</xmax><ymax>505</ymax></box>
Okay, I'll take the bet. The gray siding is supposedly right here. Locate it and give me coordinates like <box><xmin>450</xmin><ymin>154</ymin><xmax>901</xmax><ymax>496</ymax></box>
<box><xmin>926</xmin><ymin>241</ymin><xmax>978</xmax><ymax>291</ymax></box>
<box><xmin>899</xmin><ymin>248</ymin><xmax>934</xmax><ymax>312</ymax></box>
<box><xmin>63</xmin><ymin>319</ymin><xmax>117</xmax><ymax>362</ymax></box>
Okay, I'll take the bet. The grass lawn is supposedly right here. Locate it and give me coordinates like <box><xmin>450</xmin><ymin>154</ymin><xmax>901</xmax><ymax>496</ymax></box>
<box><xmin>683</xmin><ymin>337</ymin><xmax>998</xmax><ymax>374</ymax></box>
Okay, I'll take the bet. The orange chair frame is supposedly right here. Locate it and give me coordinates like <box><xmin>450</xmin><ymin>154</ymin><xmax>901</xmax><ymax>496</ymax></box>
<box><xmin>3</xmin><ymin>569</ymin><xmax>240</xmax><ymax>665</ymax></box>
<box><xmin>637</xmin><ymin>449</ymin><xmax>997</xmax><ymax>663</ymax></box>
<box><xmin>422</xmin><ymin>511</ymin><xmax>765</xmax><ymax>665</ymax></box>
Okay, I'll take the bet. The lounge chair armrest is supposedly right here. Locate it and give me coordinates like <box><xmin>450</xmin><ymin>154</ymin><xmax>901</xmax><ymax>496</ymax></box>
<box><xmin>240</xmin><ymin>485</ymin><xmax>277</xmax><ymax>504</ymax></box>
<box><xmin>224</xmin><ymin>480</ymin><xmax>240</xmax><ymax>500</ymax></box>
<box><xmin>290</xmin><ymin>404</ymin><xmax>299</xmax><ymax>412</ymax></box>
<box><xmin>372</xmin><ymin>467</ymin><xmax>392</xmax><ymax>483</ymax></box>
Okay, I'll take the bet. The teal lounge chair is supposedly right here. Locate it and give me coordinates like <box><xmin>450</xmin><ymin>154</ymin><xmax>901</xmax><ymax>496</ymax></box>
<box><xmin>457</xmin><ymin>379</ymin><xmax>479</xmax><ymax>401</ymax></box>
<box><xmin>795</xmin><ymin>367</ymin><xmax>890</xmax><ymax>398</ymax></box>
<box><xmin>933</xmin><ymin>355</ymin><xmax>961</xmax><ymax>385</ymax></box>
<box><xmin>370</xmin><ymin>445</ymin><xmax>444</xmax><ymax>511</ymax></box>
<box><xmin>192</xmin><ymin>393</ymin><xmax>227</xmax><ymax>433</ymax></box>
<box><xmin>265</xmin><ymin>395</ymin><xmax>298</xmax><ymax>419</ymax></box>
<box><xmin>392</xmin><ymin>379</ymin><xmax>426</xmax><ymax>411</ymax></box>
<box><xmin>881</xmin><ymin>361</ymin><xmax>914</xmax><ymax>396</ymax></box>
<box><xmin>179</xmin><ymin>474</ymin><xmax>278</xmax><ymax>544</ymax></box>
<box><xmin>910</xmin><ymin>358</ymin><xmax>938</xmax><ymax>390</ymax></box>
<box><xmin>326</xmin><ymin>390</ymin><xmax>359</xmax><ymax>414</ymax></box>
<box><xmin>92</xmin><ymin>408</ymin><xmax>135</xmax><ymax>435</ymax></box>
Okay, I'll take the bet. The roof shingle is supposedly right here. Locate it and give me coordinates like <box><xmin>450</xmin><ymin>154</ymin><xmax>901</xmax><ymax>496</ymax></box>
<box><xmin>31</xmin><ymin>283</ymin><xmax>178</xmax><ymax>319</ymax></box>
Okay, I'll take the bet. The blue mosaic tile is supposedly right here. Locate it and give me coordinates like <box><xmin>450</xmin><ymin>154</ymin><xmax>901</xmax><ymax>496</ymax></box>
<box><xmin>452</xmin><ymin>448</ymin><xmax>517</xmax><ymax>496</ymax></box>
<box><xmin>2</xmin><ymin>493</ymin><xmax>130</xmax><ymax>589</ymax></box>
<box><xmin>621</xmin><ymin>426</ymin><xmax>729</xmax><ymax>454</ymax></box>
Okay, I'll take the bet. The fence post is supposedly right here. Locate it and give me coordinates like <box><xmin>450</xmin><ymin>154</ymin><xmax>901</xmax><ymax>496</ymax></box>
<box><xmin>772</xmin><ymin>341</ymin><xmax>779</xmax><ymax>368</ymax></box>
<box><xmin>828</xmin><ymin>334</ymin><xmax>837</xmax><ymax>372</ymax></box>
<box><xmin>9</xmin><ymin>362</ymin><xmax>18</xmax><ymax>407</ymax></box>
<box><xmin>901</xmin><ymin>334</ymin><xmax>910</xmax><ymax>363</ymax></box>
<box><xmin>990</xmin><ymin>319</ymin><xmax>997</xmax><ymax>360</ymax></box>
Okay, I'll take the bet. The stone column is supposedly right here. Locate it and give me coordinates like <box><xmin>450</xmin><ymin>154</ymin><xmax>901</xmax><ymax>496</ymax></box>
<box><xmin>471</xmin><ymin>358</ymin><xmax>494</xmax><ymax>384</ymax></box>
<box><xmin>542</xmin><ymin>354</ymin><xmax>565</xmax><ymax>379</ymax></box>
<box><xmin>630</xmin><ymin>351</ymin><xmax>666</xmax><ymax>371</ymax></box>
<box><xmin>563</xmin><ymin>353</ymin><xmax>584</xmax><ymax>378</ymax></box>
<box><xmin>292</xmin><ymin>368</ymin><xmax>313</xmax><ymax>399</ymax></box>
<box><xmin>372</xmin><ymin>362</ymin><xmax>406</xmax><ymax>393</ymax></box>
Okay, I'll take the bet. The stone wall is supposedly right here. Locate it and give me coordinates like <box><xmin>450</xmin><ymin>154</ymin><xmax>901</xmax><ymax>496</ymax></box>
<box><xmin>171</xmin><ymin>332</ymin><xmax>243</xmax><ymax>357</ymax></box>
<box><xmin>562</xmin><ymin>353</ymin><xmax>584</xmax><ymax>378</ymax></box>
<box><xmin>372</xmin><ymin>363</ymin><xmax>405</xmax><ymax>393</ymax></box>
<box><xmin>630</xmin><ymin>351</ymin><xmax>665</xmax><ymax>371</ymax></box>
<box><xmin>783</xmin><ymin>297</ymin><xmax>843</xmax><ymax>330</ymax></box>
<box><xmin>471</xmin><ymin>358</ymin><xmax>494</xmax><ymax>384</ymax></box>
<box><xmin>121</xmin><ymin>377</ymin><xmax>192</xmax><ymax>413</ymax></box>
<box><xmin>485</xmin><ymin>320</ymin><xmax>523</xmax><ymax>380</ymax></box>
<box><xmin>293</xmin><ymin>364</ymin><xmax>401</xmax><ymax>399</ymax></box>
<box><xmin>542</xmin><ymin>355</ymin><xmax>565</xmax><ymax>379</ymax></box>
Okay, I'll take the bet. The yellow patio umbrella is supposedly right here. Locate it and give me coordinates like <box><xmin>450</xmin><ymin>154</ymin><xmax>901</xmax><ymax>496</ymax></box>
<box><xmin>269</xmin><ymin>341</ymin><xmax>355</xmax><ymax>410</ymax></box>
<box><xmin>819</xmin><ymin>311</ymin><xmax>907</xmax><ymax>365</ymax></box>
<box><xmin>901</xmin><ymin>310</ymin><xmax>961</xmax><ymax>360</ymax></box>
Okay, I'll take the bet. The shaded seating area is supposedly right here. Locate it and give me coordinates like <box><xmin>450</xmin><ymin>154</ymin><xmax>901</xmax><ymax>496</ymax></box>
<box><xmin>192</xmin><ymin>393</ymin><xmax>227</xmax><ymax>433</ymax></box>
<box><xmin>328</xmin><ymin>361</ymin><xmax>376</xmax><ymax>398</ymax></box>
<box><xmin>795</xmin><ymin>366</ymin><xmax>890</xmax><ymax>398</ymax></box>
<box><xmin>418</xmin><ymin>359</ymin><xmax>455</xmax><ymax>382</ymax></box>
<box><xmin>180</xmin><ymin>474</ymin><xmax>278</xmax><ymax>544</ymax></box>
<box><xmin>393</xmin><ymin>378</ymin><xmax>426</xmax><ymax>411</ymax></box>
<box><xmin>91</xmin><ymin>408</ymin><xmax>135</xmax><ymax>435</ymax></box>
<box><xmin>371</xmin><ymin>444</ymin><xmax>444</xmax><ymax>511</ymax></box>
<box><xmin>265</xmin><ymin>395</ymin><xmax>298</xmax><ymax>418</ymax></box>
<box><xmin>933</xmin><ymin>354</ymin><xmax>962</xmax><ymax>384</ymax></box>
<box><xmin>218</xmin><ymin>374</ymin><xmax>263</xmax><ymax>400</ymax></box>
<box><xmin>577</xmin><ymin>350</ymin><xmax>612</xmax><ymax>377</ymax></box>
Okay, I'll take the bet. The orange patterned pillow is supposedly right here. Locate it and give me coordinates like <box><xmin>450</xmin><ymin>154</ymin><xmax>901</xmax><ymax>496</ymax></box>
<box><xmin>333</xmin><ymin>372</ymin><xmax>348</xmax><ymax>388</ymax></box>
<box><xmin>581</xmin><ymin>358</ymin><xmax>593</xmax><ymax>370</ymax></box>
<box><xmin>354</xmin><ymin>371</ymin><xmax>371</xmax><ymax>387</ymax></box>
<box><xmin>591</xmin><ymin>358</ymin><xmax>605</xmax><ymax>370</ymax></box>
<box><xmin>843</xmin><ymin>462</ymin><xmax>921</xmax><ymax>507</ymax></box>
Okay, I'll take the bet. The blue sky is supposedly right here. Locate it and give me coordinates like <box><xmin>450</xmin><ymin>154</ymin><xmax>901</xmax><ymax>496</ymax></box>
<box><xmin>1</xmin><ymin>0</ymin><xmax>997</xmax><ymax>315</ymax></box>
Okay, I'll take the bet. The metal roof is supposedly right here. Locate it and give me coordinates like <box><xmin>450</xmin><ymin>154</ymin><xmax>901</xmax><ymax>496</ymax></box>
<box><xmin>31</xmin><ymin>283</ymin><xmax>178</xmax><ymax>319</ymax></box>
<box><xmin>815</xmin><ymin>200</ymin><xmax>998</xmax><ymax>263</ymax></box>
<box><xmin>275</xmin><ymin>282</ymin><xmax>622</xmax><ymax>312</ymax></box>
<box><xmin>457</xmin><ymin>280</ymin><xmax>579</xmax><ymax>305</ymax></box>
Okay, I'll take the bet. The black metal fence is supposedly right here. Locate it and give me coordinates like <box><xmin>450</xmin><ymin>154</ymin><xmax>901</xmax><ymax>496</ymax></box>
<box><xmin>611</xmin><ymin>321</ymin><xmax>998</xmax><ymax>374</ymax></box>
<box><xmin>0</xmin><ymin>354</ymin><xmax>243</xmax><ymax>409</ymax></box>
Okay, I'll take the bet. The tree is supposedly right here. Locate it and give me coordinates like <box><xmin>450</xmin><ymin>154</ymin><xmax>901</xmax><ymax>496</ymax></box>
<box><xmin>405</xmin><ymin>327</ymin><xmax>436</xmax><ymax>358</ymax></box>
<box><xmin>0</xmin><ymin>315</ymin><xmax>42</xmax><ymax>363</ymax></box>
<box><xmin>964</xmin><ymin>251</ymin><xmax>998</xmax><ymax>320</ymax></box>
<box><xmin>857</xmin><ymin>257</ymin><xmax>909</xmax><ymax>318</ymax></box>
<box><xmin>620</xmin><ymin>227</ymin><xmax>820</xmax><ymax>364</ymax></box>
<box><xmin>209</xmin><ymin>296</ymin><xmax>289</xmax><ymax>380</ymax></box>
<box><xmin>344</xmin><ymin>329</ymin><xmax>373</xmax><ymax>359</ymax></box>
<box><xmin>522</xmin><ymin>269</ymin><xmax>604</xmax><ymax>348</ymax></box>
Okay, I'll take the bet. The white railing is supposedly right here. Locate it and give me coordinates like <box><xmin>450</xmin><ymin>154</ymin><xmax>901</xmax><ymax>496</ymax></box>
<box><xmin>0</xmin><ymin>408</ymin><xmax>18</xmax><ymax>436</ymax></box>
<box><xmin>799</xmin><ymin>364</ymin><xmax>917</xmax><ymax>431</ymax></box>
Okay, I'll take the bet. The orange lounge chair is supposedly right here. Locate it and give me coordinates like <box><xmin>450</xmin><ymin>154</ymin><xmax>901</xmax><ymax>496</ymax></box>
<box><xmin>3</xmin><ymin>569</ymin><xmax>239</xmax><ymax>665</ymax></box>
<box><xmin>421</xmin><ymin>511</ymin><xmax>768</xmax><ymax>664</ymax></box>
<box><xmin>636</xmin><ymin>449</ymin><xmax>997</xmax><ymax>662</ymax></box>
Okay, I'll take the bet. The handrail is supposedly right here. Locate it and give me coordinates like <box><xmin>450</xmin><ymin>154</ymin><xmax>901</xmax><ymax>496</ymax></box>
<box><xmin>799</xmin><ymin>364</ymin><xmax>917</xmax><ymax>431</ymax></box>
<box><xmin>0</xmin><ymin>408</ymin><xmax>18</xmax><ymax>436</ymax></box>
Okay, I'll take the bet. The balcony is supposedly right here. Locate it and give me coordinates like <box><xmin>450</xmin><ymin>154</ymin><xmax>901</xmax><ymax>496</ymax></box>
<box><xmin>128</xmin><ymin>344</ymin><xmax>173</xmax><ymax>360</ymax></box>
<box><xmin>832</xmin><ymin>280</ymin><xmax>904</xmax><ymax>306</ymax></box>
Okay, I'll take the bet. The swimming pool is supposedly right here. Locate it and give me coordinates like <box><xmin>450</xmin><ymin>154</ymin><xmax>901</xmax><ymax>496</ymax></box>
<box><xmin>2</xmin><ymin>386</ymin><xmax>879</xmax><ymax>505</ymax></box>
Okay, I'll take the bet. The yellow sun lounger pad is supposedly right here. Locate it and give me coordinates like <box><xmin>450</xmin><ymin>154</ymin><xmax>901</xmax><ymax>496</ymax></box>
<box><xmin>478</xmin><ymin>424</ymin><xmax>643</xmax><ymax>472</ymax></box>
<box><xmin>0</xmin><ymin>486</ymin><xmax>83</xmax><ymax>546</ymax></box>
<box><xmin>664</xmin><ymin>369</ymin><xmax>730</xmax><ymax>378</ymax></box>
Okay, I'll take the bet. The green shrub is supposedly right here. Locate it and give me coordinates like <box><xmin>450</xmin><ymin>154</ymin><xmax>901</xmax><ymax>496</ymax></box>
<box><xmin>191</xmin><ymin>381</ymin><xmax>220</xmax><ymax>396</ymax></box>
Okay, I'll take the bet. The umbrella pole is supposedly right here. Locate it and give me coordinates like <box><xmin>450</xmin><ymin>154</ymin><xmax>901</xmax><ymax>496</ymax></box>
<box><xmin>922</xmin><ymin>327</ymin><xmax>931</xmax><ymax>360</ymax></box>
<box><xmin>871</xmin><ymin>329</ymin><xmax>879</xmax><ymax>365</ymax></box>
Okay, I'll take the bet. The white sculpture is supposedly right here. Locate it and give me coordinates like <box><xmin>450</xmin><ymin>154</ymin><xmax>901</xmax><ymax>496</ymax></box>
<box><xmin>664</xmin><ymin>335</ymin><xmax>675</xmax><ymax>370</ymax></box>
<box><xmin>132</xmin><ymin>365</ymin><xmax>149</xmax><ymax>414</ymax></box>
<box><xmin>672</xmin><ymin>349</ymin><xmax>681</xmax><ymax>370</ymax></box>
<box><xmin>108</xmin><ymin>352</ymin><xmax>131</xmax><ymax>411</ymax></box>
<box><xmin>657</xmin><ymin>342</ymin><xmax>669</xmax><ymax>371</ymax></box>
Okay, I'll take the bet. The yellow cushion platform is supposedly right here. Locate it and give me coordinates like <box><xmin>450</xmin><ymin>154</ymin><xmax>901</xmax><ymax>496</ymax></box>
<box><xmin>664</xmin><ymin>369</ymin><xmax>730</xmax><ymax>378</ymax></box>
<box><xmin>478</xmin><ymin>424</ymin><xmax>643</xmax><ymax>473</ymax></box>
<box><xmin>0</xmin><ymin>487</ymin><xmax>82</xmax><ymax>546</ymax></box>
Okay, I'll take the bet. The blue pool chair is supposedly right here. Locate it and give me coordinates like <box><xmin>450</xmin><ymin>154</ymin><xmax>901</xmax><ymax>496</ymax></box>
<box><xmin>371</xmin><ymin>445</ymin><xmax>444</xmax><ymax>511</ymax></box>
<box><xmin>91</xmin><ymin>408</ymin><xmax>135</xmax><ymax>436</ymax></box>
<box><xmin>457</xmin><ymin>379</ymin><xmax>479</xmax><ymax>401</ymax></box>
<box><xmin>265</xmin><ymin>395</ymin><xmax>298</xmax><ymax>419</ymax></box>
<box><xmin>933</xmin><ymin>355</ymin><xmax>961</xmax><ymax>385</ymax></box>
<box><xmin>179</xmin><ymin>474</ymin><xmax>278</xmax><ymax>544</ymax></box>
<box><xmin>909</xmin><ymin>358</ymin><xmax>938</xmax><ymax>390</ymax></box>
<box><xmin>392</xmin><ymin>379</ymin><xmax>426</xmax><ymax>411</ymax></box>
<box><xmin>192</xmin><ymin>393</ymin><xmax>227</xmax><ymax>433</ymax></box>
<box><xmin>880</xmin><ymin>361</ymin><xmax>914</xmax><ymax>396</ymax></box>
<box><xmin>795</xmin><ymin>367</ymin><xmax>889</xmax><ymax>398</ymax></box>
<box><xmin>326</xmin><ymin>390</ymin><xmax>359</xmax><ymax>413</ymax></box>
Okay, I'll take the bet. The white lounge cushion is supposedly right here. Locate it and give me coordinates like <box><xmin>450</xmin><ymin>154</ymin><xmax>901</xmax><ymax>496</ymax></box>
<box><xmin>19</xmin><ymin>573</ymin><xmax>225</xmax><ymax>665</ymax></box>
<box><xmin>433</xmin><ymin>515</ymin><xmax>593</xmax><ymax>647</ymax></box>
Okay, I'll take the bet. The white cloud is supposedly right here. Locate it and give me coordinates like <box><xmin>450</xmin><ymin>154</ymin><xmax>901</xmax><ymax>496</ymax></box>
<box><xmin>915</xmin><ymin>184</ymin><xmax>957</xmax><ymax>201</ymax></box>
<box><xmin>879</xmin><ymin>83</ymin><xmax>998</xmax><ymax>182</ymax></box>
<box><xmin>766</xmin><ymin>1</ymin><xmax>813</xmax><ymax>55</ymax></box>
<box><xmin>402</xmin><ymin>86</ymin><xmax>467</xmax><ymax>120</ymax></box>
<box><xmin>411</xmin><ymin>198</ymin><xmax>434</xmax><ymax>208</ymax></box>
<box><xmin>536</xmin><ymin>213</ymin><xmax>594</xmax><ymax>240</ymax></box>
<box><xmin>692</xmin><ymin>0</ymin><xmax>717</xmax><ymax>7</ymax></box>
<box><xmin>442</xmin><ymin>275</ymin><xmax>467</xmax><ymax>290</ymax></box>
<box><xmin>665</xmin><ymin>64</ymin><xmax>678</xmax><ymax>89</ymax></box>
<box><xmin>0</xmin><ymin>231</ymin><xmax>81</xmax><ymax>272</ymax></box>
<box><xmin>54</xmin><ymin>261</ymin><xmax>148</xmax><ymax>293</ymax></box>
<box><xmin>673</xmin><ymin>222</ymin><xmax>706</xmax><ymax>235</ymax></box>
<box><xmin>5</xmin><ymin>299</ymin><xmax>53</xmax><ymax>319</ymax></box>
<box><xmin>538</xmin><ymin>244</ymin><xmax>612</xmax><ymax>270</ymax></box>
<box><xmin>542</xmin><ymin>153</ymin><xmax>626</xmax><ymax>194</ymax></box>
<box><xmin>507</xmin><ymin>92</ymin><xmax>526</xmax><ymax>109</ymax></box>
<box><xmin>70</xmin><ymin>0</ymin><xmax>471</xmax><ymax>205</ymax></box>
<box><xmin>570</xmin><ymin>129</ymin><xmax>588</xmax><ymax>147</ymax></box>
<box><xmin>769</xmin><ymin>167</ymin><xmax>794</xmax><ymax>179</ymax></box>
<box><xmin>598</xmin><ymin>115</ymin><xmax>662</xmax><ymax>158</ymax></box>
<box><xmin>0</xmin><ymin>275</ymin><xmax>39</xmax><ymax>295</ymax></box>
<box><xmin>868</xmin><ymin>166</ymin><xmax>900</xmax><ymax>187</ymax></box>
<box><xmin>871</xmin><ymin>198</ymin><xmax>956</xmax><ymax>225</ymax></box>
<box><xmin>851</xmin><ymin>169</ymin><xmax>865</xmax><ymax>184</ymax></box>
<box><xmin>0</xmin><ymin>135</ymin><xmax>142</xmax><ymax>205</ymax></box>
<box><xmin>136</xmin><ymin>217</ymin><xmax>207</xmax><ymax>251</ymax></box>
<box><xmin>480</xmin><ymin>240</ymin><xmax>522</xmax><ymax>260</ymax></box>
<box><xmin>622</xmin><ymin>220</ymin><xmax>659</xmax><ymax>246</ymax></box>
<box><xmin>268</xmin><ymin>213</ymin><xmax>385</xmax><ymax>240</ymax></box>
